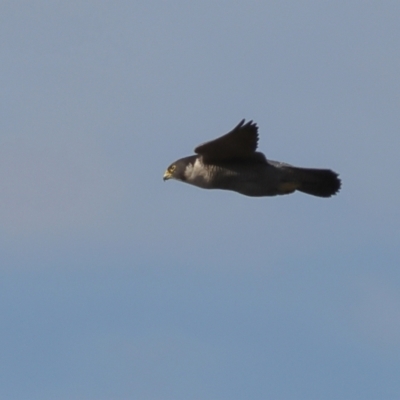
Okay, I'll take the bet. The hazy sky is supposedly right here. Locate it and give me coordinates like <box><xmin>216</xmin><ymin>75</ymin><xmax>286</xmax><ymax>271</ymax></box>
<box><xmin>1</xmin><ymin>2</ymin><xmax>399</xmax><ymax>399</ymax></box>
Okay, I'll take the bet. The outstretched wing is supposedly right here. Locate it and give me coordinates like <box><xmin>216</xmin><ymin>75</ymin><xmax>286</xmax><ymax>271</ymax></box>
<box><xmin>194</xmin><ymin>119</ymin><xmax>259</xmax><ymax>162</ymax></box>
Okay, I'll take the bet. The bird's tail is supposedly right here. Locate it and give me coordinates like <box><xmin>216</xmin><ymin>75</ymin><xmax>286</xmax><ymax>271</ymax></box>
<box><xmin>287</xmin><ymin>166</ymin><xmax>341</xmax><ymax>197</ymax></box>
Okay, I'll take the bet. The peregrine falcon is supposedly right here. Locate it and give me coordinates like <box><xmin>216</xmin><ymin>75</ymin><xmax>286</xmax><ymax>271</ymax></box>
<box><xmin>163</xmin><ymin>120</ymin><xmax>341</xmax><ymax>198</ymax></box>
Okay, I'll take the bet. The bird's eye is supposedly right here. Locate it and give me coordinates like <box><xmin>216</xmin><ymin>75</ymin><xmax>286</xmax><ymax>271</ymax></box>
<box><xmin>169</xmin><ymin>165</ymin><xmax>176</xmax><ymax>173</ymax></box>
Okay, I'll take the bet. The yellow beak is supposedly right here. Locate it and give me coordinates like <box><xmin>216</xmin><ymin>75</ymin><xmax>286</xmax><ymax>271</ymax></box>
<box><xmin>163</xmin><ymin>170</ymin><xmax>172</xmax><ymax>181</ymax></box>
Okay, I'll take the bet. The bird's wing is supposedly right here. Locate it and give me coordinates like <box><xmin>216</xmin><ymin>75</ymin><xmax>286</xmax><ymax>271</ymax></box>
<box><xmin>194</xmin><ymin>119</ymin><xmax>259</xmax><ymax>162</ymax></box>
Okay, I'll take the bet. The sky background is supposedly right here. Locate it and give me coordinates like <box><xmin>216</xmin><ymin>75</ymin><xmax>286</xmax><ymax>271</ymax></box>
<box><xmin>1</xmin><ymin>1</ymin><xmax>400</xmax><ymax>399</ymax></box>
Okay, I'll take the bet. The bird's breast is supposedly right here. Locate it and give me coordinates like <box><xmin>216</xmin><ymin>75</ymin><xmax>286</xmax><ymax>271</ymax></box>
<box><xmin>183</xmin><ymin>158</ymin><xmax>214</xmax><ymax>188</ymax></box>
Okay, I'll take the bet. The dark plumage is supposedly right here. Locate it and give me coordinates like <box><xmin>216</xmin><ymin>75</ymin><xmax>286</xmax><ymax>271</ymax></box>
<box><xmin>163</xmin><ymin>120</ymin><xmax>341</xmax><ymax>198</ymax></box>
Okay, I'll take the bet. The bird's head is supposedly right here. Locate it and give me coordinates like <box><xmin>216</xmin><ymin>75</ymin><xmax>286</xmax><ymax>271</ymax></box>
<box><xmin>163</xmin><ymin>163</ymin><xmax>178</xmax><ymax>181</ymax></box>
<box><xmin>163</xmin><ymin>159</ymin><xmax>186</xmax><ymax>182</ymax></box>
<box><xmin>163</xmin><ymin>156</ymin><xmax>198</xmax><ymax>182</ymax></box>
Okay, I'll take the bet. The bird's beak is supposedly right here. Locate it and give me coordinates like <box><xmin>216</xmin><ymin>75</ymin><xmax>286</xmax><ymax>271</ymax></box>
<box><xmin>163</xmin><ymin>170</ymin><xmax>172</xmax><ymax>181</ymax></box>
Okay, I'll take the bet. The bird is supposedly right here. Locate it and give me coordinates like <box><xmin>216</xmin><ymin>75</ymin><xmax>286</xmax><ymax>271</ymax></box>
<box><xmin>163</xmin><ymin>119</ymin><xmax>341</xmax><ymax>198</ymax></box>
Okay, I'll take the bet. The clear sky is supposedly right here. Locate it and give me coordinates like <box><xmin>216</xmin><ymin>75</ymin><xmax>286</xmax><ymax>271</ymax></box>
<box><xmin>1</xmin><ymin>2</ymin><xmax>399</xmax><ymax>399</ymax></box>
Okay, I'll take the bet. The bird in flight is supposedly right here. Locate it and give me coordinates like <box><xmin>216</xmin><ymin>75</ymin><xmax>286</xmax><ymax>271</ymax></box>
<box><xmin>163</xmin><ymin>120</ymin><xmax>341</xmax><ymax>198</ymax></box>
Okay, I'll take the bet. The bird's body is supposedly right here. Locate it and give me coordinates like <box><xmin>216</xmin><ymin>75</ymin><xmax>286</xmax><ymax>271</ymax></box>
<box><xmin>164</xmin><ymin>120</ymin><xmax>341</xmax><ymax>198</ymax></box>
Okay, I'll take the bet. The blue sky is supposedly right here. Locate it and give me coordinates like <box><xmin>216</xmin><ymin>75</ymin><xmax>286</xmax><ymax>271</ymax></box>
<box><xmin>1</xmin><ymin>2</ymin><xmax>399</xmax><ymax>399</ymax></box>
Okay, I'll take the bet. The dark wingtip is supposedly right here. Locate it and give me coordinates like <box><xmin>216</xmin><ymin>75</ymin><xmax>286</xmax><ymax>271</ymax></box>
<box><xmin>235</xmin><ymin>119</ymin><xmax>246</xmax><ymax>129</ymax></box>
<box><xmin>236</xmin><ymin>119</ymin><xmax>258</xmax><ymax>130</ymax></box>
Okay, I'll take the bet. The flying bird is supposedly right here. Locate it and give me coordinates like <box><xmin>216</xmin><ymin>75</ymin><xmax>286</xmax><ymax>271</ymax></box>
<box><xmin>163</xmin><ymin>120</ymin><xmax>341</xmax><ymax>198</ymax></box>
